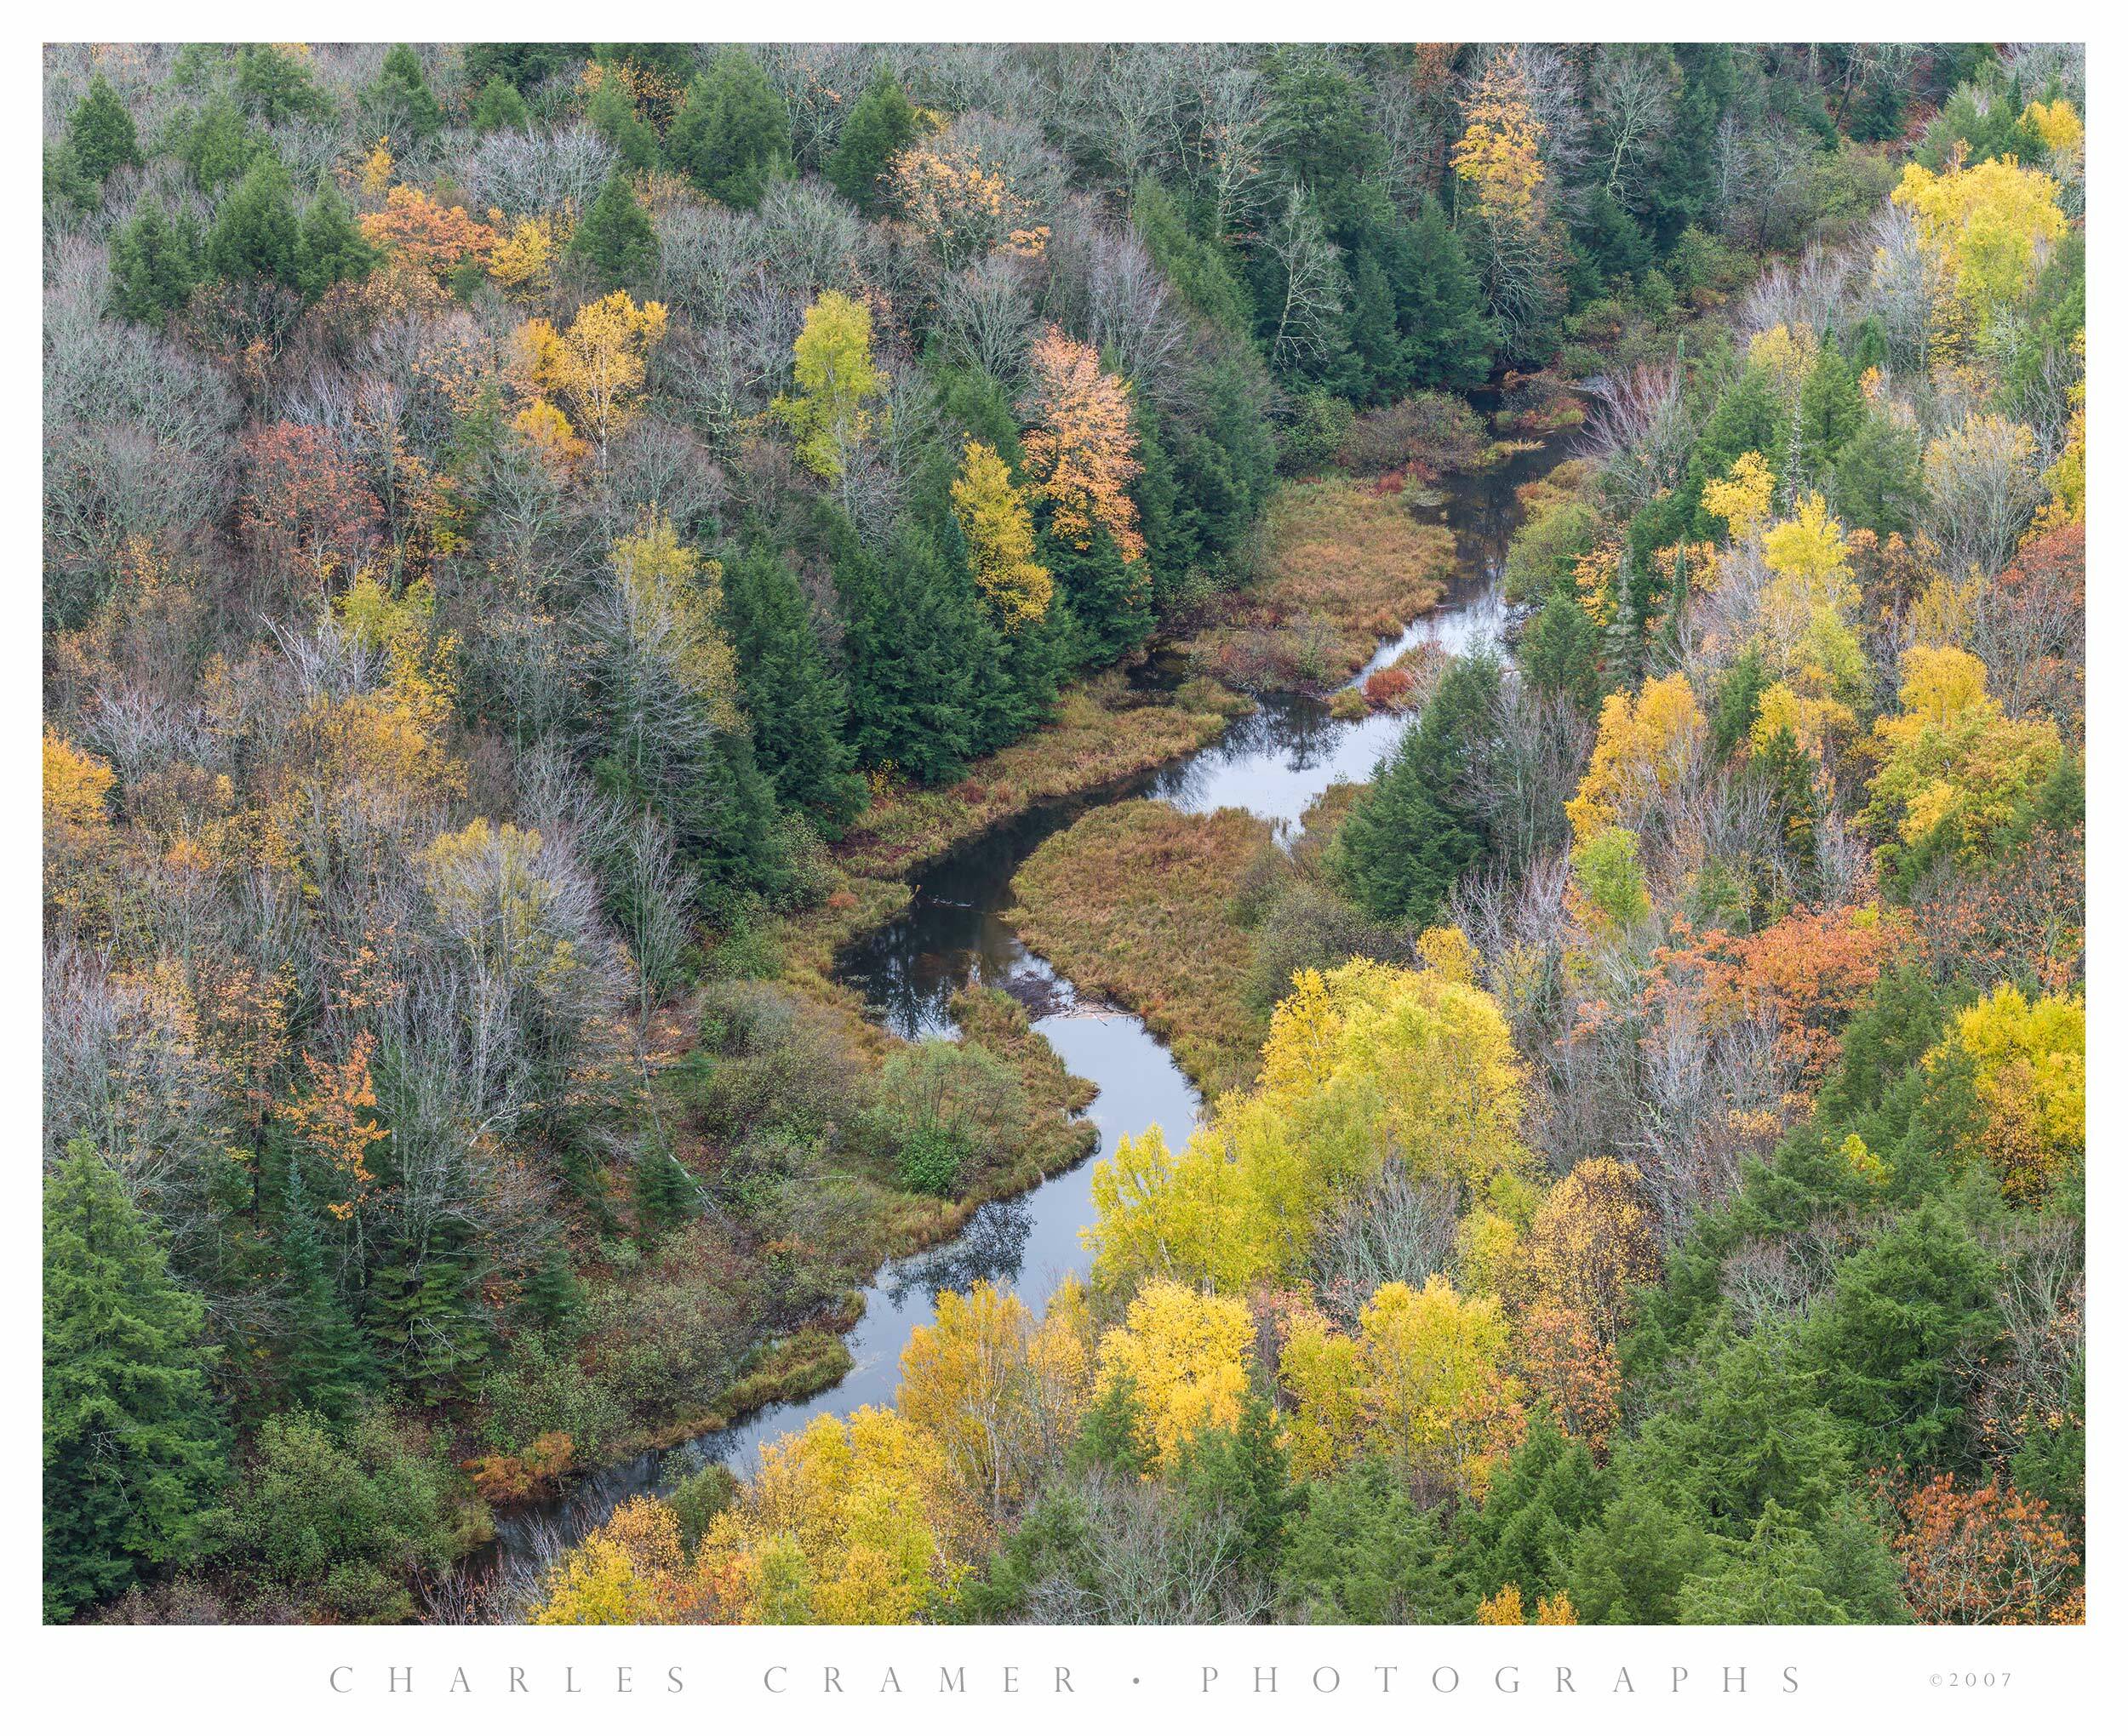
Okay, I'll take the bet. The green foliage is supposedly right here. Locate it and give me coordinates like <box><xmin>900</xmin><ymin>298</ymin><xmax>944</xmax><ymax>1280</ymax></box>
<box><xmin>205</xmin><ymin>155</ymin><xmax>299</xmax><ymax>286</ymax></box>
<box><xmin>1521</xmin><ymin>591</ymin><xmax>1604</xmax><ymax>714</ymax></box>
<box><xmin>216</xmin><ymin>1408</ymin><xmax>473</xmax><ymax>1622</ymax></box>
<box><xmin>586</xmin><ymin>77</ymin><xmax>660</xmax><ymax>174</ymax></box>
<box><xmin>1795</xmin><ymin>1200</ymin><xmax>2003</xmax><ymax>1470</ymax></box>
<box><xmin>109</xmin><ymin>203</ymin><xmax>203</xmax><ymax>324</ymax></box>
<box><xmin>827</xmin><ymin>66</ymin><xmax>918</xmax><ymax>214</ymax></box>
<box><xmin>236</xmin><ymin>44</ymin><xmax>331</xmax><ymax>123</ymax></box>
<box><xmin>723</xmin><ymin>545</ymin><xmax>866</xmax><ymax>832</ymax></box>
<box><xmin>43</xmin><ymin>1141</ymin><xmax>228</xmax><ymax>1621</ymax></box>
<box><xmin>1280</xmin><ymin>1456</ymin><xmax>1458</xmax><ymax>1622</ymax></box>
<box><xmin>669</xmin><ymin>50</ymin><xmax>790</xmax><ymax>208</ymax></box>
<box><xmin>367</xmin><ymin>44</ymin><xmax>442</xmax><ymax>142</ymax></box>
<box><xmin>1331</xmin><ymin>654</ymin><xmax>1502</xmax><ymax>924</ymax></box>
<box><xmin>67</xmin><ymin>74</ymin><xmax>141</xmax><ymax>184</ymax></box>
<box><xmin>276</xmin><ymin>1166</ymin><xmax>375</xmax><ymax>1423</ymax></box>
<box><xmin>295</xmin><ymin>181</ymin><xmax>378</xmax><ymax>300</ymax></box>
<box><xmin>895</xmin><ymin>1122</ymin><xmax>968</xmax><ymax>1198</ymax></box>
<box><xmin>471</xmin><ymin>75</ymin><xmax>529</xmax><ymax>134</ymax></box>
<box><xmin>567</xmin><ymin>172</ymin><xmax>658</xmax><ymax>290</ymax></box>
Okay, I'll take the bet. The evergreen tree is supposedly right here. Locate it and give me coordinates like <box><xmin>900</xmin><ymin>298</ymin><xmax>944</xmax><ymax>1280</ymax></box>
<box><xmin>1044</xmin><ymin>525</ymin><xmax>1153</xmax><ymax>665</ymax></box>
<box><xmin>44</xmin><ymin>1140</ymin><xmax>227</xmax><ymax>1620</ymax></box>
<box><xmin>835</xmin><ymin>521</ymin><xmax>982</xmax><ymax>784</ymax></box>
<box><xmin>367</xmin><ymin>44</ymin><xmax>441</xmax><ymax>142</ymax></box>
<box><xmin>1796</xmin><ymin>1200</ymin><xmax>2004</xmax><ymax>1470</ymax></box>
<box><xmin>66</xmin><ymin>73</ymin><xmax>140</xmax><ymax>184</ymax></box>
<box><xmin>108</xmin><ymin>202</ymin><xmax>203</xmax><ymax>325</ymax></box>
<box><xmin>205</xmin><ymin>154</ymin><xmax>300</xmax><ymax>287</ymax></box>
<box><xmin>632</xmin><ymin>1149</ymin><xmax>699</xmax><ymax>1243</ymax></box>
<box><xmin>586</xmin><ymin>76</ymin><xmax>661</xmax><ymax>174</ymax></box>
<box><xmin>295</xmin><ymin>181</ymin><xmax>377</xmax><ymax>300</ymax></box>
<box><xmin>826</xmin><ymin>65</ymin><xmax>918</xmax><ymax>213</ymax></box>
<box><xmin>470</xmin><ymin>75</ymin><xmax>529</xmax><ymax>134</ymax></box>
<box><xmin>176</xmin><ymin>93</ymin><xmax>259</xmax><ymax>191</ymax></box>
<box><xmin>567</xmin><ymin>172</ymin><xmax>658</xmax><ymax>290</ymax></box>
<box><xmin>1458</xmin><ymin>1415</ymin><xmax>1605</xmax><ymax>1605</ymax></box>
<box><xmin>1279</xmin><ymin>1456</ymin><xmax>1458</xmax><ymax>1622</ymax></box>
<box><xmin>365</xmin><ymin>1246</ymin><xmax>488</xmax><ymax>1404</ymax></box>
<box><xmin>1379</xmin><ymin>197</ymin><xmax>1498</xmax><ymax>387</ymax></box>
<box><xmin>1330</xmin><ymin>654</ymin><xmax>1502</xmax><ymax>923</ymax></box>
<box><xmin>1833</xmin><ymin>414</ymin><xmax>1926</xmax><ymax>538</ymax></box>
<box><xmin>276</xmin><ymin>1165</ymin><xmax>375</xmax><ymax>1424</ymax></box>
<box><xmin>1521</xmin><ymin>591</ymin><xmax>1605</xmax><ymax>715</ymax></box>
<box><xmin>43</xmin><ymin>140</ymin><xmax>99</xmax><ymax>218</ymax></box>
<box><xmin>668</xmin><ymin>50</ymin><xmax>790</xmax><ymax>208</ymax></box>
<box><xmin>1797</xmin><ymin>344</ymin><xmax>1865</xmax><ymax>481</ymax></box>
<box><xmin>235</xmin><ymin>43</ymin><xmax>331</xmax><ymax>123</ymax></box>
<box><xmin>1565</xmin><ymin>1489</ymin><xmax>1713</xmax><ymax>1624</ymax></box>
<box><xmin>1177</xmin><ymin>1394</ymin><xmax>1294</xmax><ymax>1571</ymax></box>
<box><xmin>723</xmin><ymin>544</ymin><xmax>867</xmax><ymax>832</ymax></box>
<box><xmin>520</xmin><ymin>1244</ymin><xmax>585</xmax><ymax>1335</ymax></box>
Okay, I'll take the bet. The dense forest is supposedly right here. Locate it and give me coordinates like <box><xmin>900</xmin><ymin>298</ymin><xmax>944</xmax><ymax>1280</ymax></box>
<box><xmin>43</xmin><ymin>41</ymin><xmax>2083</xmax><ymax>1628</ymax></box>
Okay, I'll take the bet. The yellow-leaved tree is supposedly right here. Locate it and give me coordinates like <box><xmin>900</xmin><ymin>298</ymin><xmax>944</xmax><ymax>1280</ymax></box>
<box><xmin>1891</xmin><ymin>155</ymin><xmax>2068</xmax><ymax>353</ymax></box>
<box><xmin>1020</xmin><ymin>327</ymin><xmax>1143</xmax><ymax>561</ymax></box>
<box><xmin>1565</xmin><ymin>672</ymin><xmax>1706</xmax><ymax>844</ymax></box>
<box><xmin>1093</xmin><ymin>1280</ymin><xmax>1253</xmax><ymax>1471</ymax></box>
<box><xmin>1929</xmin><ymin>985</ymin><xmax>2085</xmax><ymax>1208</ymax></box>
<box><xmin>1279</xmin><ymin>1276</ymin><xmax>1525</xmax><ymax>1499</ymax></box>
<box><xmin>692</xmin><ymin>1407</ymin><xmax>976</xmax><ymax>1624</ymax></box>
<box><xmin>513</xmin><ymin>291</ymin><xmax>669</xmax><ymax>468</ymax></box>
<box><xmin>950</xmin><ymin>440</ymin><xmax>1052</xmax><ymax>627</ymax></box>
<box><xmin>773</xmin><ymin>290</ymin><xmax>888</xmax><ymax>479</ymax></box>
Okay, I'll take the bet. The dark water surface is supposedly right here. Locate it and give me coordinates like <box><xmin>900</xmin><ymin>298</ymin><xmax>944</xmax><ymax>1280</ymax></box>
<box><xmin>475</xmin><ymin>422</ymin><xmax>1557</xmax><ymax>1598</ymax></box>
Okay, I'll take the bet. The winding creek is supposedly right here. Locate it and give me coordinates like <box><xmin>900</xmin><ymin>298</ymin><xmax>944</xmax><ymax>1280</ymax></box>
<box><xmin>478</xmin><ymin>414</ymin><xmax>1559</xmax><ymax>1599</ymax></box>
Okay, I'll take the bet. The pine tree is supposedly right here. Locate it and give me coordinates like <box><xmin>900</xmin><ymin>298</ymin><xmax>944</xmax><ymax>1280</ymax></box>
<box><xmin>1044</xmin><ymin>525</ymin><xmax>1152</xmax><ymax>666</ymax></box>
<box><xmin>1521</xmin><ymin>591</ymin><xmax>1604</xmax><ymax>715</ymax></box>
<box><xmin>825</xmin><ymin>65</ymin><xmax>918</xmax><ymax>213</ymax></box>
<box><xmin>668</xmin><ymin>50</ymin><xmax>790</xmax><ymax>208</ymax></box>
<box><xmin>1330</xmin><ymin>654</ymin><xmax>1502</xmax><ymax>923</ymax></box>
<box><xmin>567</xmin><ymin>172</ymin><xmax>657</xmax><ymax>290</ymax></box>
<box><xmin>632</xmin><ymin>1149</ymin><xmax>698</xmax><ymax>1243</ymax></box>
<box><xmin>366</xmin><ymin>1247</ymin><xmax>488</xmax><ymax>1405</ymax></box>
<box><xmin>1383</xmin><ymin>197</ymin><xmax>1497</xmax><ymax>386</ymax></box>
<box><xmin>295</xmin><ymin>180</ymin><xmax>376</xmax><ymax>300</ymax></box>
<box><xmin>205</xmin><ymin>154</ymin><xmax>300</xmax><ymax>287</ymax></box>
<box><xmin>471</xmin><ymin>75</ymin><xmax>529</xmax><ymax>134</ymax></box>
<box><xmin>836</xmin><ymin>521</ymin><xmax>981</xmax><ymax>784</ymax></box>
<box><xmin>520</xmin><ymin>1244</ymin><xmax>585</xmax><ymax>1335</ymax></box>
<box><xmin>235</xmin><ymin>43</ymin><xmax>330</xmax><ymax>123</ymax></box>
<box><xmin>108</xmin><ymin>203</ymin><xmax>203</xmax><ymax>325</ymax></box>
<box><xmin>367</xmin><ymin>44</ymin><xmax>441</xmax><ymax>142</ymax></box>
<box><xmin>723</xmin><ymin>544</ymin><xmax>867</xmax><ymax>832</ymax></box>
<box><xmin>66</xmin><ymin>74</ymin><xmax>140</xmax><ymax>184</ymax></box>
<box><xmin>44</xmin><ymin>1140</ymin><xmax>227</xmax><ymax>1620</ymax></box>
<box><xmin>276</xmin><ymin>1165</ymin><xmax>375</xmax><ymax>1424</ymax></box>
<box><xmin>586</xmin><ymin>76</ymin><xmax>661</xmax><ymax>174</ymax></box>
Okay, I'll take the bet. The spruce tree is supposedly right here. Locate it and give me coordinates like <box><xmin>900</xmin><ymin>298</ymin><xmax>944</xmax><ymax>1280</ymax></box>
<box><xmin>66</xmin><ymin>73</ymin><xmax>140</xmax><ymax>184</ymax></box>
<box><xmin>295</xmin><ymin>181</ymin><xmax>376</xmax><ymax>300</ymax></box>
<box><xmin>108</xmin><ymin>203</ymin><xmax>202</xmax><ymax>325</ymax></box>
<box><xmin>586</xmin><ymin>77</ymin><xmax>661</xmax><ymax>174</ymax></box>
<box><xmin>1330</xmin><ymin>654</ymin><xmax>1501</xmax><ymax>924</ymax></box>
<box><xmin>723</xmin><ymin>544</ymin><xmax>867</xmax><ymax>832</ymax></box>
<box><xmin>1044</xmin><ymin>525</ymin><xmax>1153</xmax><ymax>666</ymax></box>
<box><xmin>44</xmin><ymin>1140</ymin><xmax>227</xmax><ymax>1620</ymax></box>
<box><xmin>1521</xmin><ymin>590</ymin><xmax>1605</xmax><ymax>715</ymax></box>
<box><xmin>276</xmin><ymin>1165</ymin><xmax>375</xmax><ymax>1424</ymax></box>
<box><xmin>668</xmin><ymin>50</ymin><xmax>790</xmax><ymax>208</ymax></box>
<box><xmin>470</xmin><ymin>75</ymin><xmax>529</xmax><ymax>134</ymax></box>
<box><xmin>825</xmin><ymin>65</ymin><xmax>918</xmax><ymax>213</ymax></box>
<box><xmin>235</xmin><ymin>43</ymin><xmax>330</xmax><ymax>123</ymax></box>
<box><xmin>205</xmin><ymin>154</ymin><xmax>300</xmax><ymax>287</ymax></box>
<box><xmin>836</xmin><ymin>522</ymin><xmax>981</xmax><ymax>784</ymax></box>
<box><xmin>567</xmin><ymin>172</ymin><xmax>657</xmax><ymax>290</ymax></box>
<box><xmin>367</xmin><ymin>44</ymin><xmax>441</xmax><ymax>142</ymax></box>
<box><xmin>1383</xmin><ymin>197</ymin><xmax>1496</xmax><ymax>388</ymax></box>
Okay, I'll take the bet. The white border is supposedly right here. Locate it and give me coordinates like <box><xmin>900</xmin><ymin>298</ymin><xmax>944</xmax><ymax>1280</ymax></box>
<box><xmin>7</xmin><ymin>8</ymin><xmax>2114</xmax><ymax>1731</ymax></box>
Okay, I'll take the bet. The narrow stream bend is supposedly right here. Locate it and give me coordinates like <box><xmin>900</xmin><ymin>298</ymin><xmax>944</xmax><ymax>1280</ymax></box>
<box><xmin>478</xmin><ymin>420</ymin><xmax>1557</xmax><ymax>1594</ymax></box>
